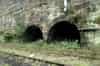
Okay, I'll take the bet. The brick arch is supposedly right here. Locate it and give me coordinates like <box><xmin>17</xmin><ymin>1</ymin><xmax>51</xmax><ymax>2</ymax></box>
<box><xmin>22</xmin><ymin>25</ymin><xmax>43</xmax><ymax>42</ymax></box>
<box><xmin>47</xmin><ymin>20</ymin><xmax>80</xmax><ymax>44</ymax></box>
<box><xmin>47</xmin><ymin>15</ymin><xmax>76</xmax><ymax>30</ymax></box>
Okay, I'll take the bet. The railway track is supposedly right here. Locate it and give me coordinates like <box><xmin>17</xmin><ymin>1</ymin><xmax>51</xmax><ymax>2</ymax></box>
<box><xmin>0</xmin><ymin>43</ymin><xmax>100</xmax><ymax>66</ymax></box>
<box><xmin>0</xmin><ymin>48</ymin><xmax>100</xmax><ymax>66</ymax></box>
<box><xmin>0</xmin><ymin>51</ymin><xmax>65</xmax><ymax>66</ymax></box>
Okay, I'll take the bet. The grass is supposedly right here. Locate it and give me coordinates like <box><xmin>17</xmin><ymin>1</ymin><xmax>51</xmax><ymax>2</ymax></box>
<box><xmin>0</xmin><ymin>41</ymin><xmax>82</xmax><ymax>65</ymax></box>
<box><xmin>0</xmin><ymin>41</ymin><xmax>99</xmax><ymax>57</ymax></box>
<box><xmin>0</xmin><ymin>41</ymin><xmax>100</xmax><ymax>66</ymax></box>
<box><xmin>2</xmin><ymin>64</ymin><xmax>10</xmax><ymax>66</ymax></box>
<box><xmin>0</xmin><ymin>40</ymin><xmax>80</xmax><ymax>51</ymax></box>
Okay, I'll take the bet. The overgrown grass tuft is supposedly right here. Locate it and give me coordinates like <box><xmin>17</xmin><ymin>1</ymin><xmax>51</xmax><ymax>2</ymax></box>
<box><xmin>23</xmin><ymin>40</ymin><xmax>80</xmax><ymax>49</ymax></box>
<box><xmin>0</xmin><ymin>41</ymin><xmax>81</xmax><ymax>57</ymax></box>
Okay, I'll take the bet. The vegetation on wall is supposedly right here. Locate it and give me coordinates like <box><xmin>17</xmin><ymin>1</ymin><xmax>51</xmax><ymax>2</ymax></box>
<box><xmin>95</xmin><ymin>16</ymin><xmax>100</xmax><ymax>24</ymax></box>
<box><xmin>0</xmin><ymin>14</ymin><xmax>26</xmax><ymax>42</ymax></box>
<box><xmin>14</xmin><ymin>14</ymin><xmax>26</xmax><ymax>42</ymax></box>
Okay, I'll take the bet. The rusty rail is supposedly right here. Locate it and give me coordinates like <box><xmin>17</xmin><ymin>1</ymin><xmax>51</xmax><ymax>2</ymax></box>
<box><xmin>0</xmin><ymin>48</ymin><xmax>100</xmax><ymax>66</ymax></box>
<box><xmin>0</xmin><ymin>51</ymin><xmax>65</xmax><ymax>66</ymax></box>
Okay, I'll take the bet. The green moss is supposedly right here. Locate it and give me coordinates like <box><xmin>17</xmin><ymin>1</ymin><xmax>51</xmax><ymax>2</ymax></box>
<box><xmin>95</xmin><ymin>16</ymin><xmax>100</xmax><ymax>24</ymax></box>
<box><xmin>2</xmin><ymin>64</ymin><xmax>10</xmax><ymax>66</ymax></box>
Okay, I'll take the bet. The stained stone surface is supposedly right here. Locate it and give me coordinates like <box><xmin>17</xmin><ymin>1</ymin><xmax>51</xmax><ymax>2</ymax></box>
<box><xmin>0</xmin><ymin>0</ymin><xmax>100</xmax><ymax>45</ymax></box>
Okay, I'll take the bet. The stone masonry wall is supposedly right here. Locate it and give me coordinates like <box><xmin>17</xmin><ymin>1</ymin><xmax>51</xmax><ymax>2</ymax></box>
<box><xmin>1</xmin><ymin>0</ymin><xmax>100</xmax><ymax>46</ymax></box>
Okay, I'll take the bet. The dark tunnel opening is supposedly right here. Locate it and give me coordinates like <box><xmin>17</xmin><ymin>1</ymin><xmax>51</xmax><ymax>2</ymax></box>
<box><xmin>23</xmin><ymin>25</ymin><xmax>43</xmax><ymax>42</ymax></box>
<box><xmin>47</xmin><ymin>21</ymin><xmax>80</xmax><ymax>44</ymax></box>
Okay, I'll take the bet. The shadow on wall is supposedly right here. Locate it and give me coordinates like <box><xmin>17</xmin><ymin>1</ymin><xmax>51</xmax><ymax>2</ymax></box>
<box><xmin>47</xmin><ymin>21</ymin><xmax>80</xmax><ymax>44</ymax></box>
<box><xmin>23</xmin><ymin>25</ymin><xmax>43</xmax><ymax>42</ymax></box>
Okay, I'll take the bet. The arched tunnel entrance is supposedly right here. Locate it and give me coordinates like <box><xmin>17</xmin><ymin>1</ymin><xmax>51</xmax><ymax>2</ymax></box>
<box><xmin>23</xmin><ymin>25</ymin><xmax>43</xmax><ymax>42</ymax></box>
<box><xmin>47</xmin><ymin>21</ymin><xmax>80</xmax><ymax>43</ymax></box>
